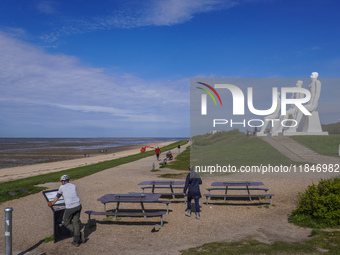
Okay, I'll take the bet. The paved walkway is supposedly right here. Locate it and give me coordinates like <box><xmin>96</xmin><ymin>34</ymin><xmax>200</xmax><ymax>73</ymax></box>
<box><xmin>260</xmin><ymin>136</ymin><xmax>340</xmax><ymax>164</ymax></box>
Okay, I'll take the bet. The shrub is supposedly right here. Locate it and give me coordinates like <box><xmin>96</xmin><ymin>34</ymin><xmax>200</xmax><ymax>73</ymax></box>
<box><xmin>290</xmin><ymin>177</ymin><xmax>340</xmax><ymax>227</ymax></box>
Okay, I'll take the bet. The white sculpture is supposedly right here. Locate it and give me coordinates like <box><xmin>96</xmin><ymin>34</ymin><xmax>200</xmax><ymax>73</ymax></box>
<box><xmin>284</xmin><ymin>72</ymin><xmax>328</xmax><ymax>135</ymax></box>
<box><xmin>305</xmin><ymin>72</ymin><xmax>321</xmax><ymax>112</ymax></box>
<box><xmin>257</xmin><ymin>92</ymin><xmax>281</xmax><ymax>135</ymax></box>
<box><xmin>273</xmin><ymin>80</ymin><xmax>304</xmax><ymax>134</ymax></box>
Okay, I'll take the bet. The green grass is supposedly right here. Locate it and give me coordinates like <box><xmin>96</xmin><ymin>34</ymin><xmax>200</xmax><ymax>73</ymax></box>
<box><xmin>291</xmin><ymin>135</ymin><xmax>340</xmax><ymax>157</ymax></box>
<box><xmin>181</xmin><ymin>230</ymin><xmax>340</xmax><ymax>255</ymax></box>
<box><xmin>0</xmin><ymin>140</ymin><xmax>187</xmax><ymax>204</ymax></box>
<box><xmin>158</xmin><ymin>173</ymin><xmax>187</xmax><ymax>179</ymax></box>
<box><xmin>288</xmin><ymin>214</ymin><xmax>333</xmax><ymax>229</ymax></box>
<box><xmin>166</xmin><ymin>145</ymin><xmax>190</xmax><ymax>171</ymax></box>
<box><xmin>165</xmin><ymin>132</ymin><xmax>338</xmax><ymax>173</ymax></box>
<box><xmin>191</xmin><ymin>130</ymin><xmax>297</xmax><ymax>169</ymax></box>
<box><xmin>44</xmin><ymin>234</ymin><xmax>54</xmax><ymax>243</ymax></box>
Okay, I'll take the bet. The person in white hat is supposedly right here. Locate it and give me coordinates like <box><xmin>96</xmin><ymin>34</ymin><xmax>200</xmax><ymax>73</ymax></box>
<box><xmin>49</xmin><ymin>175</ymin><xmax>82</xmax><ymax>246</ymax></box>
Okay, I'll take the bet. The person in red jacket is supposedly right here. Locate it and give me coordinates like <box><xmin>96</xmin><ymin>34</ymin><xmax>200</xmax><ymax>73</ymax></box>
<box><xmin>155</xmin><ymin>147</ymin><xmax>161</xmax><ymax>160</ymax></box>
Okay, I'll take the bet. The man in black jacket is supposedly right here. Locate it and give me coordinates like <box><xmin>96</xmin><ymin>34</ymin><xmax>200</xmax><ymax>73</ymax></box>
<box><xmin>183</xmin><ymin>165</ymin><xmax>202</xmax><ymax>219</ymax></box>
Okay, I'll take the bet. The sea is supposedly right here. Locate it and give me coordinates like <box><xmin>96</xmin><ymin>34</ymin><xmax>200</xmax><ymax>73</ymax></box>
<box><xmin>0</xmin><ymin>137</ymin><xmax>185</xmax><ymax>169</ymax></box>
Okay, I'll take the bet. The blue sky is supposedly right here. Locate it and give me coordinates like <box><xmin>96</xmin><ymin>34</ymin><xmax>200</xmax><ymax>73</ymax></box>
<box><xmin>0</xmin><ymin>0</ymin><xmax>339</xmax><ymax>137</ymax></box>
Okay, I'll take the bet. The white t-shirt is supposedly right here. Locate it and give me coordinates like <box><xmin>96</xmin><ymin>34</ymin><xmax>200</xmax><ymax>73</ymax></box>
<box><xmin>57</xmin><ymin>182</ymin><xmax>81</xmax><ymax>209</ymax></box>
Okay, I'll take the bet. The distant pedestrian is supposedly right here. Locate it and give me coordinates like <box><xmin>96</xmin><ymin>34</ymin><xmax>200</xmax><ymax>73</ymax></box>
<box><xmin>155</xmin><ymin>147</ymin><xmax>161</xmax><ymax>160</ymax></box>
<box><xmin>183</xmin><ymin>165</ymin><xmax>202</xmax><ymax>220</ymax></box>
<box><xmin>48</xmin><ymin>175</ymin><xmax>83</xmax><ymax>246</ymax></box>
<box><xmin>177</xmin><ymin>144</ymin><xmax>181</xmax><ymax>153</ymax></box>
<box><xmin>246</xmin><ymin>129</ymin><xmax>249</xmax><ymax>139</ymax></box>
<box><xmin>84</xmin><ymin>154</ymin><xmax>86</xmax><ymax>158</ymax></box>
<box><xmin>253</xmin><ymin>127</ymin><xmax>257</xmax><ymax>137</ymax></box>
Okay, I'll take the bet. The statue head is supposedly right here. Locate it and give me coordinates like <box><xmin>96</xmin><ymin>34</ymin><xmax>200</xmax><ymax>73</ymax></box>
<box><xmin>296</xmin><ymin>80</ymin><xmax>303</xmax><ymax>87</ymax></box>
<box><xmin>311</xmin><ymin>72</ymin><xmax>319</xmax><ymax>79</ymax></box>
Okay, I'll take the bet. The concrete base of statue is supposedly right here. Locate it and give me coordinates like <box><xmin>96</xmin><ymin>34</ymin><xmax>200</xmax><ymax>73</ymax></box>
<box><xmin>283</xmin><ymin>111</ymin><xmax>328</xmax><ymax>136</ymax></box>
<box><xmin>256</xmin><ymin>132</ymin><xmax>269</xmax><ymax>137</ymax></box>
<box><xmin>283</xmin><ymin>131</ymin><xmax>329</xmax><ymax>136</ymax></box>
<box><xmin>302</xmin><ymin>111</ymin><xmax>324</xmax><ymax>133</ymax></box>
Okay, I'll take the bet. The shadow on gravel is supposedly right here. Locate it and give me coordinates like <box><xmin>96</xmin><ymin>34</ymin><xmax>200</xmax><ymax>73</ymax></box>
<box><xmin>83</xmin><ymin>219</ymin><xmax>97</xmax><ymax>241</ymax></box>
<box><xmin>18</xmin><ymin>239</ymin><xmax>44</xmax><ymax>255</ymax></box>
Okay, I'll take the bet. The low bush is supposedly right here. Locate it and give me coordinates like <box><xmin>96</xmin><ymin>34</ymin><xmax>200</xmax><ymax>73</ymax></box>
<box><xmin>290</xmin><ymin>177</ymin><xmax>340</xmax><ymax>228</ymax></box>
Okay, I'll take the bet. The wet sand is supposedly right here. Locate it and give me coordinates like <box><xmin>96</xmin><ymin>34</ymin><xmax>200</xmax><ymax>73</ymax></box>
<box><xmin>0</xmin><ymin>141</ymin><xmax>177</xmax><ymax>183</ymax></box>
<box><xmin>0</xmin><ymin>138</ymin><xmax>178</xmax><ymax>169</ymax></box>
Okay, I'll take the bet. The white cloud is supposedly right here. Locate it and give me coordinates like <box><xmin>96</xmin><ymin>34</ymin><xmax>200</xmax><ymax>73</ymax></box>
<box><xmin>144</xmin><ymin>0</ymin><xmax>238</xmax><ymax>26</ymax></box>
<box><xmin>0</xmin><ymin>31</ymin><xmax>189</xmax><ymax>136</ymax></box>
<box><xmin>40</xmin><ymin>0</ymin><xmax>242</xmax><ymax>42</ymax></box>
<box><xmin>36</xmin><ymin>0</ymin><xmax>59</xmax><ymax>14</ymax></box>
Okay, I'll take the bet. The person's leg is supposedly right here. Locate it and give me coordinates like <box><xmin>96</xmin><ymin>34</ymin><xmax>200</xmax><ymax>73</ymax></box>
<box><xmin>187</xmin><ymin>198</ymin><xmax>192</xmax><ymax>211</ymax></box>
<box><xmin>72</xmin><ymin>205</ymin><xmax>82</xmax><ymax>243</ymax></box>
<box><xmin>194</xmin><ymin>198</ymin><xmax>200</xmax><ymax>212</ymax></box>
<box><xmin>185</xmin><ymin>198</ymin><xmax>191</xmax><ymax>216</ymax></box>
<box><xmin>195</xmin><ymin>198</ymin><xmax>200</xmax><ymax>219</ymax></box>
<box><xmin>63</xmin><ymin>205</ymin><xmax>82</xmax><ymax>244</ymax></box>
<box><xmin>63</xmin><ymin>209</ymin><xmax>74</xmax><ymax>233</ymax></box>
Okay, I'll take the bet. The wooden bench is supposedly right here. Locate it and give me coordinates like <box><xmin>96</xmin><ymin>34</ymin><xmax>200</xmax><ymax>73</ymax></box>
<box><xmin>206</xmin><ymin>187</ymin><xmax>269</xmax><ymax>194</ymax></box>
<box><xmin>85</xmin><ymin>210</ymin><xmax>167</xmax><ymax>226</ymax></box>
<box><xmin>140</xmin><ymin>191</ymin><xmax>186</xmax><ymax>203</ymax></box>
<box><xmin>141</xmin><ymin>186</ymin><xmax>183</xmax><ymax>192</ymax></box>
<box><xmin>150</xmin><ymin>200</ymin><xmax>171</xmax><ymax>214</ymax></box>
<box><xmin>102</xmin><ymin>199</ymin><xmax>171</xmax><ymax>214</ymax></box>
<box><xmin>204</xmin><ymin>194</ymin><xmax>274</xmax><ymax>205</ymax></box>
<box><xmin>138</xmin><ymin>180</ymin><xmax>186</xmax><ymax>201</ymax></box>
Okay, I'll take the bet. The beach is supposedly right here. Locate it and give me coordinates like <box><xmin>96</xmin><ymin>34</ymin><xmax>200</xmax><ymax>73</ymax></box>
<box><xmin>0</xmin><ymin>140</ymin><xmax>177</xmax><ymax>183</ymax></box>
<box><xmin>0</xmin><ymin>141</ymin><xmax>339</xmax><ymax>255</ymax></box>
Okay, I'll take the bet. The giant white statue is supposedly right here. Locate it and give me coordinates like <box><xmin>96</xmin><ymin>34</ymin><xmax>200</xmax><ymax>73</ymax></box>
<box><xmin>258</xmin><ymin>72</ymin><xmax>328</xmax><ymax>136</ymax></box>
<box><xmin>273</xmin><ymin>80</ymin><xmax>304</xmax><ymax>135</ymax></box>
<box><xmin>257</xmin><ymin>92</ymin><xmax>281</xmax><ymax>136</ymax></box>
<box><xmin>284</xmin><ymin>72</ymin><xmax>328</xmax><ymax>135</ymax></box>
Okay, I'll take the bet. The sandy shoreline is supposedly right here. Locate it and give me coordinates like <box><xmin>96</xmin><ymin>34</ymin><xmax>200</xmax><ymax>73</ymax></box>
<box><xmin>0</xmin><ymin>141</ymin><xmax>177</xmax><ymax>183</ymax></box>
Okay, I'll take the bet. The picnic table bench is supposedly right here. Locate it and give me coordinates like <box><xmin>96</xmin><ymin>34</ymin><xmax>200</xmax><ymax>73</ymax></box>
<box><xmin>85</xmin><ymin>193</ymin><xmax>169</xmax><ymax>226</ymax></box>
<box><xmin>138</xmin><ymin>180</ymin><xmax>186</xmax><ymax>201</ymax></box>
<box><xmin>204</xmin><ymin>181</ymin><xmax>274</xmax><ymax>205</ymax></box>
<box><xmin>85</xmin><ymin>210</ymin><xmax>167</xmax><ymax>226</ymax></box>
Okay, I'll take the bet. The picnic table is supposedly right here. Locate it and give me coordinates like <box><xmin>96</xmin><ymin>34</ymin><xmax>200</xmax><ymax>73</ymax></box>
<box><xmin>204</xmin><ymin>181</ymin><xmax>274</xmax><ymax>205</ymax></box>
<box><xmin>85</xmin><ymin>193</ymin><xmax>169</xmax><ymax>226</ymax></box>
<box><xmin>138</xmin><ymin>180</ymin><xmax>185</xmax><ymax>200</ymax></box>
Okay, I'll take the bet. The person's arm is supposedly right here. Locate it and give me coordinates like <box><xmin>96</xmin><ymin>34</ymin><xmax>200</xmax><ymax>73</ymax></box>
<box><xmin>49</xmin><ymin>193</ymin><xmax>62</xmax><ymax>206</ymax></box>
<box><xmin>183</xmin><ymin>174</ymin><xmax>190</xmax><ymax>195</ymax></box>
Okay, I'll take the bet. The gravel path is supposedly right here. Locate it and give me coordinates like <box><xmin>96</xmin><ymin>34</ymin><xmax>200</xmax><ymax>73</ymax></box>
<box><xmin>0</xmin><ymin>141</ymin><xmax>339</xmax><ymax>255</ymax></box>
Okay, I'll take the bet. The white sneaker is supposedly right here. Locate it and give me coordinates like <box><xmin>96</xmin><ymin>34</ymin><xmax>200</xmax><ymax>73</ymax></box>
<box><xmin>185</xmin><ymin>210</ymin><xmax>191</xmax><ymax>217</ymax></box>
<box><xmin>195</xmin><ymin>212</ymin><xmax>200</xmax><ymax>220</ymax></box>
<box><xmin>81</xmin><ymin>230</ymin><xmax>86</xmax><ymax>243</ymax></box>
